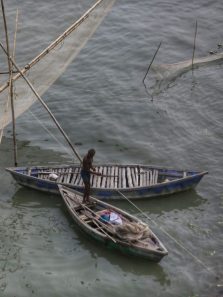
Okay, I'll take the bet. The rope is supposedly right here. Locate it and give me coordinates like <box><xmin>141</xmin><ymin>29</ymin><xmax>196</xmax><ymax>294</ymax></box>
<box><xmin>117</xmin><ymin>190</ymin><xmax>216</xmax><ymax>276</ymax></box>
<box><xmin>27</xmin><ymin>110</ymin><xmax>75</xmax><ymax>158</ymax></box>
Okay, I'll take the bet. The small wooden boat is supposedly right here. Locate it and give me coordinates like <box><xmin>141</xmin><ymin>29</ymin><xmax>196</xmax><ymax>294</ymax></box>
<box><xmin>6</xmin><ymin>164</ymin><xmax>208</xmax><ymax>200</ymax></box>
<box><xmin>58</xmin><ymin>185</ymin><xmax>168</xmax><ymax>262</ymax></box>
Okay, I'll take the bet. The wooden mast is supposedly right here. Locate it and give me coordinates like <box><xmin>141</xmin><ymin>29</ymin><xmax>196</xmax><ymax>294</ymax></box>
<box><xmin>192</xmin><ymin>20</ymin><xmax>198</xmax><ymax>71</ymax></box>
<box><xmin>1</xmin><ymin>0</ymin><xmax>18</xmax><ymax>166</ymax></box>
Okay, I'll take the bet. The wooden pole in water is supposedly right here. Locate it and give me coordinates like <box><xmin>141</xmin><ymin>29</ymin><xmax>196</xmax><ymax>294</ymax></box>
<box><xmin>142</xmin><ymin>41</ymin><xmax>162</xmax><ymax>100</ymax></box>
<box><xmin>1</xmin><ymin>0</ymin><xmax>18</xmax><ymax>166</ymax></box>
<box><xmin>0</xmin><ymin>42</ymin><xmax>82</xmax><ymax>163</ymax></box>
<box><xmin>12</xmin><ymin>10</ymin><xmax>19</xmax><ymax>59</ymax></box>
<box><xmin>143</xmin><ymin>41</ymin><xmax>162</xmax><ymax>84</ymax></box>
<box><xmin>192</xmin><ymin>20</ymin><xmax>198</xmax><ymax>71</ymax></box>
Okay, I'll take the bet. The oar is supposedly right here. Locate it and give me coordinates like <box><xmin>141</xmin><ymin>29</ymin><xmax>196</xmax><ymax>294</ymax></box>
<box><xmin>80</xmin><ymin>203</ymin><xmax>116</xmax><ymax>231</ymax></box>
<box><xmin>83</xmin><ymin>210</ymin><xmax>117</xmax><ymax>243</ymax></box>
<box><xmin>66</xmin><ymin>193</ymin><xmax>117</xmax><ymax>238</ymax></box>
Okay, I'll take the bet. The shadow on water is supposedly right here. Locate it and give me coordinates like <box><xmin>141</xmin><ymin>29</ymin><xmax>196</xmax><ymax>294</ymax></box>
<box><xmin>12</xmin><ymin>187</ymin><xmax>62</xmax><ymax>208</ymax></box>
<box><xmin>12</xmin><ymin>186</ymin><xmax>206</xmax><ymax>214</ymax></box>
<box><xmin>89</xmin><ymin>243</ymin><xmax>169</xmax><ymax>285</ymax></box>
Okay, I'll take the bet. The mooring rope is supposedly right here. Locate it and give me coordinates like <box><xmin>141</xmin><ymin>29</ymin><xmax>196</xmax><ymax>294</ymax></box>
<box><xmin>28</xmin><ymin>110</ymin><xmax>74</xmax><ymax>158</ymax></box>
<box><xmin>117</xmin><ymin>190</ymin><xmax>216</xmax><ymax>276</ymax></box>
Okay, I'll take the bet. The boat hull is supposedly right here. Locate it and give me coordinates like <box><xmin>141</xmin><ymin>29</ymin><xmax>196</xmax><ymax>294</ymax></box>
<box><xmin>6</xmin><ymin>164</ymin><xmax>208</xmax><ymax>200</ymax></box>
<box><xmin>74</xmin><ymin>218</ymin><xmax>165</xmax><ymax>261</ymax></box>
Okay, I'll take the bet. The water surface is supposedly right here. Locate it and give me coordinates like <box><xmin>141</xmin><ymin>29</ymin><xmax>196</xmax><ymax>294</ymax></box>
<box><xmin>0</xmin><ymin>0</ymin><xmax>223</xmax><ymax>296</ymax></box>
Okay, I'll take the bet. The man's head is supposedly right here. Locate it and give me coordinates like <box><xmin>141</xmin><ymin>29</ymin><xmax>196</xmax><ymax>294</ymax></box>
<box><xmin>88</xmin><ymin>148</ymin><xmax>95</xmax><ymax>157</ymax></box>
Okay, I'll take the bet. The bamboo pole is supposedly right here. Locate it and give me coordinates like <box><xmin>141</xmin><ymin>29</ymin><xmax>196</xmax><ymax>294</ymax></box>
<box><xmin>1</xmin><ymin>0</ymin><xmax>18</xmax><ymax>166</ymax></box>
<box><xmin>192</xmin><ymin>20</ymin><xmax>198</xmax><ymax>71</ymax></box>
<box><xmin>91</xmin><ymin>217</ymin><xmax>116</xmax><ymax>242</ymax></box>
<box><xmin>0</xmin><ymin>0</ymin><xmax>104</xmax><ymax>93</ymax></box>
<box><xmin>12</xmin><ymin>9</ymin><xmax>19</xmax><ymax>59</ymax></box>
<box><xmin>10</xmin><ymin>9</ymin><xmax>19</xmax><ymax>164</ymax></box>
<box><xmin>0</xmin><ymin>70</ymin><xmax>18</xmax><ymax>74</ymax></box>
<box><xmin>83</xmin><ymin>208</ymin><xmax>117</xmax><ymax>243</ymax></box>
<box><xmin>142</xmin><ymin>41</ymin><xmax>162</xmax><ymax>84</ymax></box>
<box><xmin>0</xmin><ymin>41</ymin><xmax>82</xmax><ymax>163</ymax></box>
<box><xmin>142</xmin><ymin>41</ymin><xmax>162</xmax><ymax>100</ymax></box>
<box><xmin>66</xmin><ymin>192</ymin><xmax>117</xmax><ymax>242</ymax></box>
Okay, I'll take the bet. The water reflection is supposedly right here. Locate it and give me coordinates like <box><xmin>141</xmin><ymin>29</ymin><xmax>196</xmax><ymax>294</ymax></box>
<box><xmin>11</xmin><ymin>186</ymin><xmax>205</xmax><ymax>289</ymax></box>
<box><xmin>12</xmin><ymin>187</ymin><xmax>62</xmax><ymax>208</ymax></box>
<box><xmin>11</xmin><ymin>189</ymin><xmax>171</xmax><ymax>286</ymax></box>
<box><xmin>60</xmin><ymin>206</ymin><xmax>170</xmax><ymax>286</ymax></box>
<box><xmin>111</xmin><ymin>189</ymin><xmax>206</xmax><ymax>215</ymax></box>
<box><xmin>88</xmin><ymin>241</ymin><xmax>170</xmax><ymax>286</ymax></box>
<box><xmin>12</xmin><ymin>186</ymin><xmax>206</xmax><ymax>213</ymax></box>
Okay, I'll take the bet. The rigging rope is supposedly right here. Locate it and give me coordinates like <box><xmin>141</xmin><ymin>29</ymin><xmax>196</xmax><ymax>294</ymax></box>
<box><xmin>0</xmin><ymin>41</ymin><xmax>83</xmax><ymax>162</ymax></box>
<box><xmin>27</xmin><ymin>110</ymin><xmax>74</xmax><ymax>158</ymax></box>
<box><xmin>117</xmin><ymin>190</ymin><xmax>216</xmax><ymax>276</ymax></box>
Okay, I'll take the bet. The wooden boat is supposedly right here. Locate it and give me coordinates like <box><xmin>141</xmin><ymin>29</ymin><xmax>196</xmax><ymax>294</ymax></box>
<box><xmin>6</xmin><ymin>164</ymin><xmax>208</xmax><ymax>200</ymax></box>
<box><xmin>58</xmin><ymin>185</ymin><xmax>168</xmax><ymax>262</ymax></box>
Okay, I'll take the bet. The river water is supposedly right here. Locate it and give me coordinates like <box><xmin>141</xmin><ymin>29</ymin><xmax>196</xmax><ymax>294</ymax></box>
<box><xmin>0</xmin><ymin>0</ymin><xmax>223</xmax><ymax>296</ymax></box>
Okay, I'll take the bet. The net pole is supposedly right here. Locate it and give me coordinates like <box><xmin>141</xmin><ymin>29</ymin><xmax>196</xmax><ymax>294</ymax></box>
<box><xmin>0</xmin><ymin>41</ymin><xmax>82</xmax><ymax>163</ymax></box>
<box><xmin>1</xmin><ymin>0</ymin><xmax>18</xmax><ymax>166</ymax></box>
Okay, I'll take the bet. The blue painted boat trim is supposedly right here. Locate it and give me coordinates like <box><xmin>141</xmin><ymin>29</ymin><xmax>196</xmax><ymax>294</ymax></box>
<box><xmin>5</xmin><ymin>165</ymin><xmax>208</xmax><ymax>200</ymax></box>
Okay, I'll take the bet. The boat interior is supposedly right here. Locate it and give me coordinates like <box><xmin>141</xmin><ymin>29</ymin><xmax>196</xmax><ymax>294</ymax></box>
<box><xmin>62</xmin><ymin>187</ymin><xmax>165</xmax><ymax>252</ymax></box>
<box><xmin>23</xmin><ymin>165</ymin><xmax>191</xmax><ymax>189</ymax></box>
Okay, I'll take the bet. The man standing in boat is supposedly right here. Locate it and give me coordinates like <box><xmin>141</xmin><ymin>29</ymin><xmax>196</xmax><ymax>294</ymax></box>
<box><xmin>81</xmin><ymin>149</ymin><xmax>101</xmax><ymax>204</ymax></box>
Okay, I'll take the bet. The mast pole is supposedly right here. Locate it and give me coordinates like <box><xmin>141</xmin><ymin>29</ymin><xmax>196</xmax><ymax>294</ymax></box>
<box><xmin>142</xmin><ymin>41</ymin><xmax>162</xmax><ymax>100</ymax></box>
<box><xmin>142</xmin><ymin>41</ymin><xmax>162</xmax><ymax>85</ymax></box>
<box><xmin>1</xmin><ymin>0</ymin><xmax>18</xmax><ymax>166</ymax></box>
<box><xmin>192</xmin><ymin>20</ymin><xmax>198</xmax><ymax>71</ymax></box>
<box><xmin>0</xmin><ymin>41</ymin><xmax>82</xmax><ymax>163</ymax></box>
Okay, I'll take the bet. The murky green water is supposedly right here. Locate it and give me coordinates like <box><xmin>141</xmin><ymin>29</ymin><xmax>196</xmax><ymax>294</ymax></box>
<box><xmin>0</xmin><ymin>0</ymin><xmax>223</xmax><ymax>296</ymax></box>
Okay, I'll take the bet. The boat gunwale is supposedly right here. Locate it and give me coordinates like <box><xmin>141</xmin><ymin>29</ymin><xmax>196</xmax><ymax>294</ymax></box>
<box><xmin>6</xmin><ymin>163</ymin><xmax>208</xmax><ymax>174</ymax></box>
<box><xmin>5</xmin><ymin>166</ymin><xmax>208</xmax><ymax>191</ymax></box>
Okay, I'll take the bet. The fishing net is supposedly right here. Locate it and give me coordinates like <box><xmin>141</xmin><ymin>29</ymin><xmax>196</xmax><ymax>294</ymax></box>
<box><xmin>0</xmin><ymin>0</ymin><xmax>116</xmax><ymax>143</ymax></box>
<box><xmin>147</xmin><ymin>52</ymin><xmax>223</xmax><ymax>95</ymax></box>
<box><xmin>115</xmin><ymin>222</ymin><xmax>151</xmax><ymax>242</ymax></box>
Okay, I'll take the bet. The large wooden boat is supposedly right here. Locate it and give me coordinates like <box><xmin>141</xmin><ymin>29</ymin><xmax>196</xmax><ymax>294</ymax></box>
<box><xmin>6</xmin><ymin>164</ymin><xmax>208</xmax><ymax>200</ymax></box>
<box><xmin>58</xmin><ymin>185</ymin><xmax>168</xmax><ymax>262</ymax></box>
